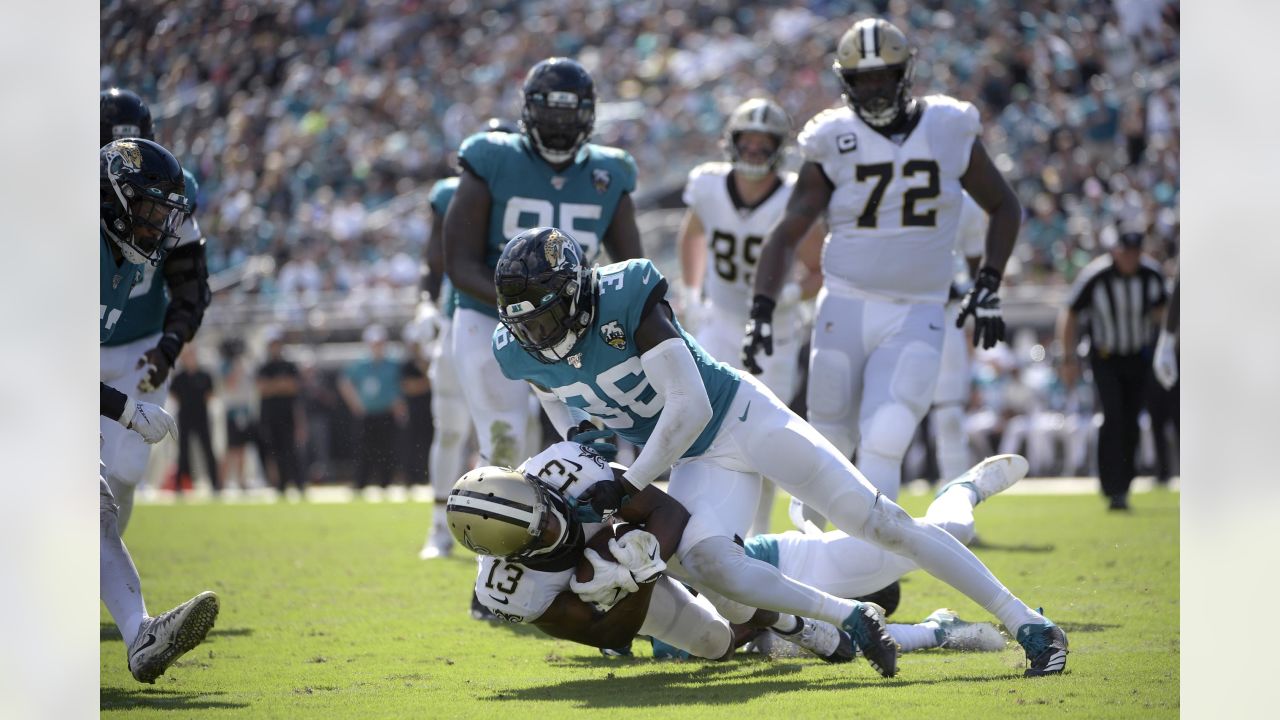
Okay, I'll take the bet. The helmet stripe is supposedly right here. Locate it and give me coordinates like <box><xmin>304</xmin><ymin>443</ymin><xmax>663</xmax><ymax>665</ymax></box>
<box><xmin>451</xmin><ymin>489</ymin><xmax>535</xmax><ymax>513</ymax></box>
<box><xmin>862</xmin><ymin>23</ymin><xmax>876</xmax><ymax>60</ymax></box>
<box><xmin>447</xmin><ymin>496</ymin><xmax>536</xmax><ymax>526</ymax></box>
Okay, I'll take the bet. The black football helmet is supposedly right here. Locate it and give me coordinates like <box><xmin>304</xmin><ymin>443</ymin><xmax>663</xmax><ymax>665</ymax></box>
<box><xmin>100</xmin><ymin>88</ymin><xmax>154</xmax><ymax>148</ymax></box>
<box><xmin>521</xmin><ymin>58</ymin><xmax>595</xmax><ymax>164</ymax></box>
<box><xmin>495</xmin><ymin>227</ymin><xmax>596</xmax><ymax>363</ymax></box>
<box><xmin>101</xmin><ymin>139</ymin><xmax>192</xmax><ymax>266</ymax></box>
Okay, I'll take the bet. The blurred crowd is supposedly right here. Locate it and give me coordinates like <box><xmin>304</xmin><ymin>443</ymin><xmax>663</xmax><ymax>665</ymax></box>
<box><xmin>104</xmin><ymin>0</ymin><xmax>1180</xmax><ymax>490</ymax></box>
<box><xmin>102</xmin><ymin>0</ymin><xmax>1179</xmax><ymax>296</ymax></box>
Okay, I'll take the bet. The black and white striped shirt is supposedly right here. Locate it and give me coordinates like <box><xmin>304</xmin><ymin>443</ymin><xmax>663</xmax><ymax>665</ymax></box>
<box><xmin>1068</xmin><ymin>255</ymin><xmax>1167</xmax><ymax>357</ymax></box>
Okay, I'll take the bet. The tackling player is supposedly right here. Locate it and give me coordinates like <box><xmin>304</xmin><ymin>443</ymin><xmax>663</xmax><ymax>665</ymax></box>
<box><xmin>745</xmin><ymin>19</ymin><xmax>1020</xmax><ymax>502</ymax></box>
<box><xmin>491</xmin><ymin>226</ymin><xmax>1067</xmax><ymax>677</ymax></box>
<box><xmin>443</xmin><ymin>58</ymin><xmax>644</xmax><ymax>471</ymax></box>
<box><xmin>676</xmin><ymin>98</ymin><xmax>824</xmax><ymax>536</ymax></box>
<box><xmin>99</xmin><ymin>139</ymin><xmax>220</xmax><ymax>683</ymax></box>
<box><xmin>99</xmin><ymin>88</ymin><xmax>212</xmax><ymax>529</ymax></box>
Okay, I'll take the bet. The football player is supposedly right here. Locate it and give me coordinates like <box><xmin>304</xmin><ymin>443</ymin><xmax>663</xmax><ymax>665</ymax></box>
<box><xmin>676</xmin><ymin>98</ymin><xmax>824</xmax><ymax>536</ymax></box>
<box><xmin>419</xmin><ymin>118</ymin><xmax>517</xmax><ymax>561</ymax></box>
<box><xmin>443</xmin><ymin>58</ymin><xmax>644</xmax><ymax>472</ymax></box>
<box><xmin>99</xmin><ymin>139</ymin><xmax>220</xmax><ymax>683</ymax></box>
<box><xmin>745</xmin><ymin>19</ymin><xmax>1020</xmax><ymax>502</ymax></box>
<box><xmin>99</xmin><ymin>88</ymin><xmax>212</xmax><ymax>531</ymax></box>
<box><xmin>492</xmin><ymin>226</ymin><xmax>1067</xmax><ymax>677</ymax></box>
<box><xmin>932</xmin><ymin>192</ymin><xmax>989</xmax><ymax>483</ymax></box>
<box><xmin>451</xmin><ymin>442</ymin><xmax>856</xmax><ymax>663</ymax></box>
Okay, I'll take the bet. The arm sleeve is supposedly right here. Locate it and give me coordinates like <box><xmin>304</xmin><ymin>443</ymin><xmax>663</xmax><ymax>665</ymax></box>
<box><xmin>622</xmin><ymin>337</ymin><xmax>713</xmax><ymax>491</ymax></box>
<box><xmin>158</xmin><ymin>240</ymin><xmax>212</xmax><ymax>361</ymax></box>
<box><xmin>101</xmin><ymin>382</ymin><xmax>127</xmax><ymax>421</ymax></box>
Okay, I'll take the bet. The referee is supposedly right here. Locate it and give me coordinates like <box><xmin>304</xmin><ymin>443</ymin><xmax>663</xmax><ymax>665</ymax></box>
<box><xmin>1057</xmin><ymin>228</ymin><xmax>1168</xmax><ymax>510</ymax></box>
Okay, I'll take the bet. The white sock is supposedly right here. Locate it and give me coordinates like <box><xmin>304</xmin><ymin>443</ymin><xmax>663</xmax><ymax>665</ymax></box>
<box><xmin>772</xmin><ymin>614</ymin><xmax>803</xmax><ymax>634</ymax></box>
<box><xmin>101</xmin><ymin>510</ymin><xmax>147</xmax><ymax>645</ymax></box>
<box><xmin>889</xmin><ymin>622</ymin><xmax>942</xmax><ymax>652</ymax></box>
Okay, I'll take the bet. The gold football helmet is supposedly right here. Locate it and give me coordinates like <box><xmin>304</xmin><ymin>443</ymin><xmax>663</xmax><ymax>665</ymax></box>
<box><xmin>722</xmin><ymin>98</ymin><xmax>792</xmax><ymax>177</ymax></box>
<box><xmin>446</xmin><ymin>466</ymin><xmax>579</xmax><ymax>561</ymax></box>
<box><xmin>832</xmin><ymin>18</ymin><xmax>917</xmax><ymax>128</ymax></box>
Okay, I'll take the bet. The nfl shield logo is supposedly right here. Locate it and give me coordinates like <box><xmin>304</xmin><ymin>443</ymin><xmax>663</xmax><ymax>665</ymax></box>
<box><xmin>550</xmin><ymin>176</ymin><xmax>567</xmax><ymax>190</ymax></box>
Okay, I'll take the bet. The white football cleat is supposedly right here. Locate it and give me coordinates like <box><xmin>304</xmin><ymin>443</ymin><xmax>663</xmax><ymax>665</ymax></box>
<box><xmin>127</xmin><ymin>591</ymin><xmax>220</xmax><ymax>684</ymax></box>
<box><xmin>936</xmin><ymin>454</ymin><xmax>1029</xmax><ymax>505</ymax></box>
<box><xmin>419</xmin><ymin>522</ymin><xmax>454</xmax><ymax>560</ymax></box>
<box><xmin>925</xmin><ymin>608</ymin><xmax>1007</xmax><ymax>652</ymax></box>
<box><xmin>776</xmin><ymin>617</ymin><xmax>856</xmax><ymax>663</ymax></box>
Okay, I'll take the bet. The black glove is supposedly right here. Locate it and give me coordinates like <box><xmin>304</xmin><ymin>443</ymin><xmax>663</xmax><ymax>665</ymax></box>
<box><xmin>573</xmin><ymin>478</ymin><xmax>631</xmax><ymax>523</ymax></box>
<box><xmin>566</xmin><ymin>420</ymin><xmax>618</xmax><ymax>461</ymax></box>
<box><xmin>136</xmin><ymin>333</ymin><xmax>183</xmax><ymax>393</ymax></box>
<box><xmin>955</xmin><ymin>267</ymin><xmax>1006</xmax><ymax>349</ymax></box>
<box><xmin>741</xmin><ymin>295</ymin><xmax>776</xmax><ymax>375</ymax></box>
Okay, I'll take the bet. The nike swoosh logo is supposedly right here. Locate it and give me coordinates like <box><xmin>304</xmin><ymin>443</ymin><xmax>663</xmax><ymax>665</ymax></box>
<box><xmin>929</xmin><ymin>323</ymin><xmax>942</xmax><ymax>330</ymax></box>
<box><xmin>132</xmin><ymin>633</ymin><xmax>157</xmax><ymax>654</ymax></box>
<box><xmin>487</xmin><ymin>594</ymin><xmax>510</xmax><ymax>605</ymax></box>
<box><xmin>642</xmin><ymin>267</ymin><xmax>652</xmax><ymax>284</ymax></box>
<box><xmin>738</xmin><ymin>402</ymin><xmax>751</xmax><ymax>422</ymax></box>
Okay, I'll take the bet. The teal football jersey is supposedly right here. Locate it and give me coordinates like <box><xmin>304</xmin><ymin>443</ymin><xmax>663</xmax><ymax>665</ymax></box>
<box><xmin>428</xmin><ymin>176</ymin><xmax>461</xmax><ymax>317</ymax></box>
<box><xmin>455</xmin><ymin>132</ymin><xmax>637</xmax><ymax>318</ymax></box>
<box><xmin>106</xmin><ymin>168</ymin><xmax>201</xmax><ymax>345</ymax></box>
<box><xmin>100</xmin><ymin>232</ymin><xmax>145</xmax><ymax>344</ymax></box>
<box><xmin>493</xmin><ymin>259</ymin><xmax>739</xmax><ymax>457</ymax></box>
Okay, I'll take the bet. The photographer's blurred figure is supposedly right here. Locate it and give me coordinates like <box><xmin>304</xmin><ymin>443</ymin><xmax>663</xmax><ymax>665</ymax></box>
<box><xmin>338</xmin><ymin>324</ymin><xmax>406</xmax><ymax>498</ymax></box>
<box><xmin>168</xmin><ymin>345</ymin><xmax>220</xmax><ymax>496</ymax></box>
<box><xmin>1058</xmin><ymin>228</ymin><xmax>1167</xmax><ymax>510</ymax></box>
<box><xmin>256</xmin><ymin>327</ymin><xmax>307</xmax><ymax>499</ymax></box>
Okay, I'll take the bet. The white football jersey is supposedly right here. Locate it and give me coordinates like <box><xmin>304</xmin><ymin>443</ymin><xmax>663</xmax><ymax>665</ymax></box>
<box><xmin>798</xmin><ymin>95</ymin><xmax>981</xmax><ymax>303</ymax></box>
<box><xmin>682</xmin><ymin>162</ymin><xmax>802</xmax><ymax>333</ymax></box>
<box><xmin>472</xmin><ymin>442</ymin><xmax>614</xmax><ymax>623</ymax></box>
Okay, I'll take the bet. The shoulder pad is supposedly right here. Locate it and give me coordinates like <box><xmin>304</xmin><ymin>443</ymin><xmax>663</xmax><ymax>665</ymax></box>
<box><xmin>459</xmin><ymin>132</ymin><xmax>520</xmax><ymax>181</ymax></box>
<box><xmin>797</xmin><ymin>107</ymin><xmax>857</xmax><ymax>163</ymax></box>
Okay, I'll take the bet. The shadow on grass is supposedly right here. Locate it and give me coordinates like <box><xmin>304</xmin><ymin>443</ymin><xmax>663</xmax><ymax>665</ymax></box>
<box><xmin>485</xmin><ymin>658</ymin><xmax>1005</xmax><ymax>706</ymax></box>
<box><xmin>1057</xmin><ymin>621</ymin><xmax>1118</xmax><ymax>633</ymax></box>
<box><xmin>100</xmin><ymin>624</ymin><xmax>254</xmax><ymax>642</ymax></box>
<box><xmin>968</xmin><ymin>539</ymin><xmax>1056</xmax><ymax>554</ymax></box>
<box><xmin>100</xmin><ymin>687</ymin><xmax>248</xmax><ymax>711</ymax></box>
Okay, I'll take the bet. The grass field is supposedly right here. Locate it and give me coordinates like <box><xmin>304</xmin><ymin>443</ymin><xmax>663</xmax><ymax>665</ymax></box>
<box><xmin>101</xmin><ymin>488</ymin><xmax>1179</xmax><ymax>718</ymax></box>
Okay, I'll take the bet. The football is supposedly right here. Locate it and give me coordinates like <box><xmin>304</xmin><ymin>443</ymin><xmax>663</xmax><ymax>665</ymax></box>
<box><xmin>574</xmin><ymin>522</ymin><xmax>644</xmax><ymax>585</ymax></box>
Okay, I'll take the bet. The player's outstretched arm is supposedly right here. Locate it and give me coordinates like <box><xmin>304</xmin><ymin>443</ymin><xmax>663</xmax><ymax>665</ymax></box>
<box><xmin>601</xmin><ymin>192</ymin><xmax>644</xmax><ymax>262</ymax></box>
<box><xmin>443</xmin><ymin>170</ymin><xmax>497</xmax><ymax>306</ymax></box>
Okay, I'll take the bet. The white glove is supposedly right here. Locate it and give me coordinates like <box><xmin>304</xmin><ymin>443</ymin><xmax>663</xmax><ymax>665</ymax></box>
<box><xmin>404</xmin><ymin>301</ymin><xmax>442</xmax><ymax>354</ymax></box>
<box><xmin>570</xmin><ymin>548</ymin><xmax>639</xmax><ymax>611</ymax></box>
<box><xmin>118</xmin><ymin>399</ymin><xmax>178</xmax><ymax>444</ymax></box>
<box><xmin>1153</xmin><ymin>329</ymin><xmax>1178</xmax><ymax>390</ymax></box>
<box><xmin>607</xmin><ymin>530</ymin><xmax>666</xmax><ymax>584</ymax></box>
<box><xmin>674</xmin><ymin>285</ymin><xmax>705</xmax><ymax>334</ymax></box>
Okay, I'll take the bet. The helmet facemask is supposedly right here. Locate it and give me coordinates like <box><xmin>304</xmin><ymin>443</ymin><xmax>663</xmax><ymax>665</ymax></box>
<box><xmin>497</xmin><ymin>229</ymin><xmax>596</xmax><ymax>364</ymax></box>
<box><xmin>100</xmin><ymin>141</ymin><xmax>191</xmax><ymax>266</ymax></box>
<box><xmin>722</xmin><ymin>98</ymin><xmax>791</xmax><ymax>178</ymax></box>
<box><xmin>837</xmin><ymin>61</ymin><xmax>916</xmax><ymax>128</ymax></box>
<box><xmin>522</xmin><ymin>92</ymin><xmax>595</xmax><ymax>164</ymax></box>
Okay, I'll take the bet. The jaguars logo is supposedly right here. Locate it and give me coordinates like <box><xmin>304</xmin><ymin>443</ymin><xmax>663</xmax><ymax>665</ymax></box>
<box><xmin>592</xmin><ymin>168</ymin><xmax>611</xmax><ymax>194</ymax></box>
<box><xmin>600</xmin><ymin>320</ymin><xmax>626</xmax><ymax>351</ymax></box>
<box><xmin>543</xmin><ymin>230</ymin><xmax>567</xmax><ymax>267</ymax></box>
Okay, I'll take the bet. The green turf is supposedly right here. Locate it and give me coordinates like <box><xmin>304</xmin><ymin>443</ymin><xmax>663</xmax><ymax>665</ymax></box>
<box><xmin>101</xmin><ymin>489</ymin><xmax>1179</xmax><ymax>718</ymax></box>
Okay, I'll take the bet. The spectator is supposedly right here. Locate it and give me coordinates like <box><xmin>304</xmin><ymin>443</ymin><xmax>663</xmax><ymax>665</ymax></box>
<box><xmin>299</xmin><ymin>361</ymin><xmax>340</xmax><ymax>486</ymax></box>
<box><xmin>169</xmin><ymin>345</ymin><xmax>220</xmax><ymax>496</ymax></box>
<box><xmin>1057</xmin><ymin>228</ymin><xmax>1168</xmax><ymax>510</ymax></box>
<box><xmin>256</xmin><ymin>328</ymin><xmax>307</xmax><ymax>497</ymax></box>
<box><xmin>218</xmin><ymin>348</ymin><xmax>259</xmax><ymax>494</ymax></box>
<box><xmin>399</xmin><ymin>323</ymin><xmax>434</xmax><ymax>489</ymax></box>
<box><xmin>337</xmin><ymin>324</ymin><xmax>405</xmax><ymax>495</ymax></box>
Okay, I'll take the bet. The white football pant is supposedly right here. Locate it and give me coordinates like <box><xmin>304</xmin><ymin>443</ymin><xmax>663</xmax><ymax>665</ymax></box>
<box><xmin>451</xmin><ymin>307</ymin><xmax>534</xmax><ymax>468</ymax></box>
<box><xmin>100</xmin><ymin>332</ymin><xmax>169</xmax><ymax>533</ymax></box>
<box><xmin>100</xmin><ymin>472</ymin><xmax>146</xmax><ymax>646</ymax></box>
<box><xmin>806</xmin><ymin>287</ymin><xmax>943</xmax><ymax>500</ymax></box>
<box><xmin>932</xmin><ymin>303</ymin><xmax>971</xmax><ymax>482</ymax></box>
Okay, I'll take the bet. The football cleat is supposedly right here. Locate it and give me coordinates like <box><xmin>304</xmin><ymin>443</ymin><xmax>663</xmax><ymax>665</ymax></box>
<box><xmin>419</xmin><ymin>523</ymin><xmax>454</xmax><ymax>560</ymax></box>
<box><xmin>924</xmin><ymin>608</ymin><xmax>1007</xmax><ymax>652</ymax></box>
<box><xmin>599</xmin><ymin>640</ymin><xmax>634</xmax><ymax>658</ymax></box>
<box><xmin>649</xmin><ymin>637</ymin><xmax>691</xmax><ymax>660</ymax></box>
<box><xmin>936</xmin><ymin>454</ymin><xmax>1029</xmax><ymax>505</ymax></box>
<box><xmin>777</xmin><ymin>617</ymin><xmax>856</xmax><ymax>664</ymax></box>
<box><xmin>127</xmin><ymin>591</ymin><xmax>219</xmax><ymax>684</ymax></box>
<box><xmin>1016</xmin><ymin>617</ymin><xmax>1069</xmax><ymax>677</ymax></box>
<box><xmin>841</xmin><ymin>602</ymin><xmax>898</xmax><ymax>677</ymax></box>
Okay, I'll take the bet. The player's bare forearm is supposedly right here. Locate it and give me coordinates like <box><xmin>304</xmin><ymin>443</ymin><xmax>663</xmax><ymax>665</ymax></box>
<box><xmin>443</xmin><ymin>171</ymin><xmax>498</xmax><ymax>305</ymax></box>
<box><xmin>616</xmin><ymin>484</ymin><xmax>691</xmax><ymax>561</ymax></box>
<box><xmin>602</xmin><ymin>193</ymin><xmax>644</xmax><ymax>261</ymax></box>
<box><xmin>961</xmin><ymin>140</ymin><xmax>1021</xmax><ymax>275</ymax></box>
<box><xmin>422</xmin><ymin>209</ymin><xmax>445</xmax><ymax>301</ymax></box>
<box><xmin>753</xmin><ymin>162</ymin><xmax>830</xmax><ymax>300</ymax></box>
<box><xmin>535</xmin><ymin>582</ymin><xmax>657</xmax><ymax>649</ymax></box>
<box><xmin>676</xmin><ymin>209</ymin><xmax>706</xmax><ymax>293</ymax></box>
